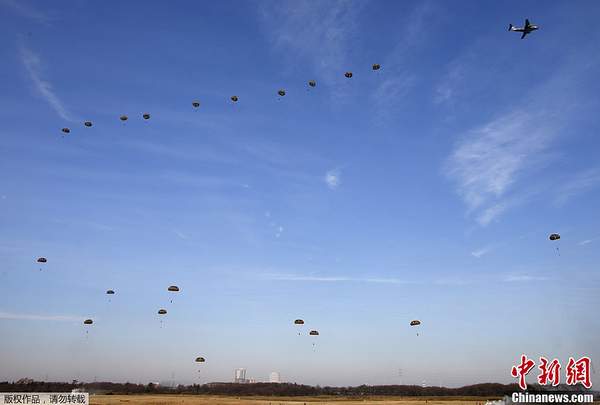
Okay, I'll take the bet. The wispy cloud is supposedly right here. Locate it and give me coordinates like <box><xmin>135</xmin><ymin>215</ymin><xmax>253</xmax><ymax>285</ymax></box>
<box><xmin>503</xmin><ymin>275</ymin><xmax>550</xmax><ymax>283</ymax></box>
<box><xmin>371</xmin><ymin>2</ymin><xmax>436</xmax><ymax>123</ymax></box>
<box><xmin>445</xmin><ymin>109</ymin><xmax>561</xmax><ymax>226</ymax></box>
<box><xmin>1</xmin><ymin>0</ymin><xmax>50</xmax><ymax>24</ymax></box>
<box><xmin>263</xmin><ymin>273</ymin><xmax>407</xmax><ymax>285</ymax></box>
<box><xmin>258</xmin><ymin>1</ymin><xmax>362</xmax><ymax>75</ymax></box>
<box><xmin>471</xmin><ymin>246</ymin><xmax>491</xmax><ymax>258</ymax></box>
<box><xmin>18</xmin><ymin>41</ymin><xmax>74</xmax><ymax>122</ymax></box>
<box><xmin>555</xmin><ymin>168</ymin><xmax>600</xmax><ymax>206</ymax></box>
<box><xmin>173</xmin><ymin>229</ymin><xmax>188</xmax><ymax>240</ymax></box>
<box><xmin>579</xmin><ymin>239</ymin><xmax>593</xmax><ymax>246</ymax></box>
<box><xmin>324</xmin><ymin>169</ymin><xmax>341</xmax><ymax>189</ymax></box>
<box><xmin>0</xmin><ymin>311</ymin><xmax>84</xmax><ymax>322</ymax></box>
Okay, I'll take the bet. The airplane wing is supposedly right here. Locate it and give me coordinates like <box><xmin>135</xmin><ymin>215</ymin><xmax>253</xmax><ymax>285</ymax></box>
<box><xmin>525</xmin><ymin>19</ymin><xmax>531</xmax><ymax>28</ymax></box>
<box><xmin>521</xmin><ymin>31</ymin><xmax>527</xmax><ymax>39</ymax></box>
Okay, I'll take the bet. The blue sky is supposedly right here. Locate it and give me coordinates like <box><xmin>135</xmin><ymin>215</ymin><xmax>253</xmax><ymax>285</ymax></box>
<box><xmin>1</xmin><ymin>0</ymin><xmax>599</xmax><ymax>388</ymax></box>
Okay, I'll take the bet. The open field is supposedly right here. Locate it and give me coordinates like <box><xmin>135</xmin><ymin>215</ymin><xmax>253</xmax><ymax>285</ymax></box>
<box><xmin>91</xmin><ymin>395</ymin><xmax>499</xmax><ymax>405</ymax></box>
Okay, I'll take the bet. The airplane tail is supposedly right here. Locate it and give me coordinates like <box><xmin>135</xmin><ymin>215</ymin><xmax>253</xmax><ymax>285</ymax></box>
<box><xmin>508</xmin><ymin>23</ymin><xmax>513</xmax><ymax>31</ymax></box>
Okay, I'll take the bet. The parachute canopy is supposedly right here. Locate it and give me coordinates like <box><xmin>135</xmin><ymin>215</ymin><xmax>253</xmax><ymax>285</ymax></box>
<box><xmin>372</xmin><ymin>63</ymin><xmax>381</xmax><ymax>71</ymax></box>
<box><xmin>142</xmin><ymin>113</ymin><xmax>150</xmax><ymax>120</ymax></box>
<box><xmin>119</xmin><ymin>115</ymin><xmax>128</xmax><ymax>121</ymax></box>
<box><xmin>410</xmin><ymin>320</ymin><xmax>421</xmax><ymax>326</ymax></box>
<box><xmin>278</xmin><ymin>89</ymin><xmax>286</xmax><ymax>97</ymax></box>
<box><xmin>231</xmin><ymin>96</ymin><xmax>239</xmax><ymax>102</ymax></box>
<box><xmin>168</xmin><ymin>285</ymin><xmax>180</xmax><ymax>292</ymax></box>
<box><xmin>549</xmin><ymin>233</ymin><xmax>561</xmax><ymax>241</ymax></box>
<box><xmin>37</xmin><ymin>257</ymin><xmax>47</xmax><ymax>263</ymax></box>
<box><xmin>195</xmin><ymin>357</ymin><xmax>206</xmax><ymax>363</ymax></box>
<box><xmin>106</xmin><ymin>290</ymin><xmax>115</xmax><ymax>295</ymax></box>
<box><xmin>344</xmin><ymin>72</ymin><xmax>353</xmax><ymax>78</ymax></box>
<box><xmin>158</xmin><ymin>309</ymin><xmax>167</xmax><ymax>315</ymax></box>
<box><xmin>294</xmin><ymin>319</ymin><xmax>304</xmax><ymax>325</ymax></box>
<box><xmin>84</xmin><ymin>121</ymin><xmax>93</xmax><ymax>127</ymax></box>
<box><xmin>61</xmin><ymin>128</ymin><xmax>70</xmax><ymax>134</ymax></box>
<box><xmin>83</xmin><ymin>319</ymin><xmax>93</xmax><ymax>325</ymax></box>
<box><xmin>309</xmin><ymin>330</ymin><xmax>319</xmax><ymax>336</ymax></box>
<box><xmin>308</xmin><ymin>80</ymin><xmax>316</xmax><ymax>87</ymax></box>
<box><xmin>192</xmin><ymin>101</ymin><xmax>200</xmax><ymax>108</ymax></box>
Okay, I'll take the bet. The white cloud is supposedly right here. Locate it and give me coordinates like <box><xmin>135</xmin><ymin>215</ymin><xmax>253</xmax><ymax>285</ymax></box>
<box><xmin>471</xmin><ymin>246</ymin><xmax>491</xmax><ymax>258</ymax></box>
<box><xmin>173</xmin><ymin>230</ymin><xmax>188</xmax><ymax>240</ymax></box>
<box><xmin>263</xmin><ymin>273</ymin><xmax>406</xmax><ymax>284</ymax></box>
<box><xmin>19</xmin><ymin>42</ymin><xmax>74</xmax><ymax>122</ymax></box>
<box><xmin>555</xmin><ymin>168</ymin><xmax>600</xmax><ymax>206</ymax></box>
<box><xmin>0</xmin><ymin>311</ymin><xmax>84</xmax><ymax>322</ymax></box>
<box><xmin>503</xmin><ymin>275</ymin><xmax>549</xmax><ymax>283</ymax></box>
<box><xmin>325</xmin><ymin>169</ymin><xmax>341</xmax><ymax>189</ymax></box>
<box><xmin>258</xmin><ymin>0</ymin><xmax>363</xmax><ymax>83</ymax></box>
<box><xmin>446</xmin><ymin>109</ymin><xmax>560</xmax><ymax>225</ymax></box>
<box><xmin>1</xmin><ymin>0</ymin><xmax>50</xmax><ymax>23</ymax></box>
<box><xmin>579</xmin><ymin>239</ymin><xmax>593</xmax><ymax>246</ymax></box>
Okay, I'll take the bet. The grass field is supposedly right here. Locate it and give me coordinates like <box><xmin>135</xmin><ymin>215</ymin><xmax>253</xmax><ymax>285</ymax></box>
<box><xmin>90</xmin><ymin>395</ymin><xmax>498</xmax><ymax>405</ymax></box>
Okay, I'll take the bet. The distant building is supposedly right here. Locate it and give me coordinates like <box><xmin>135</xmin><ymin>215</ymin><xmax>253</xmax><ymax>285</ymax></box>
<box><xmin>269</xmin><ymin>372</ymin><xmax>281</xmax><ymax>383</ymax></box>
<box><xmin>234</xmin><ymin>368</ymin><xmax>247</xmax><ymax>383</ymax></box>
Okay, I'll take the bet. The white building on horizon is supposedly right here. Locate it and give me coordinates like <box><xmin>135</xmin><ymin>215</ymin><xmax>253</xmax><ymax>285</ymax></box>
<box><xmin>269</xmin><ymin>372</ymin><xmax>281</xmax><ymax>383</ymax></box>
<box><xmin>234</xmin><ymin>368</ymin><xmax>247</xmax><ymax>383</ymax></box>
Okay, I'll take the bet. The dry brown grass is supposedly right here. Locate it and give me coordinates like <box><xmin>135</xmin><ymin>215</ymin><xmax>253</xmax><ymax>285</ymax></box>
<box><xmin>91</xmin><ymin>395</ymin><xmax>495</xmax><ymax>405</ymax></box>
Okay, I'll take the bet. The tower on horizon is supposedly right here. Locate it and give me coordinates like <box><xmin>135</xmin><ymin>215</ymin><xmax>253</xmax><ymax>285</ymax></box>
<box><xmin>234</xmin><ymin>368</ymin><xmax>247</xmax><ymax>383</ymax></box>
<box><xmin>269</xmin><ymin>371</ymin><xmax>281</xmax><ymax>383</ymax></box>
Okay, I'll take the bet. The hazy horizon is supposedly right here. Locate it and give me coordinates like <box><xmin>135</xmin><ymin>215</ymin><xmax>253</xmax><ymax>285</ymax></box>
<box><xmin>1</xmin><ymin>0</ymin><xmax>599</xmax><ymax>388</ymax></box>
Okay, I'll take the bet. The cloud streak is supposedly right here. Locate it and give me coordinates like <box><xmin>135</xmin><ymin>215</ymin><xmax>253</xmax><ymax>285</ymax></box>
<box><xmin>555</xmin><ymin>168</ymin><xmax>600</xmax><ymax>206</ymax></box>
<box><xmin>263</xmin><ymin>273</ymin><xmax>407</xmax><ymax>285</ymax></box>
<box><xmin>0</xmin><ymin>311</ymin><xmax>84</xmax><ymax>322</ymax></box>
<box><xmin>18</xmin><ymin>42</ymin><xmax>74</xmax><ymax>122</ymax></box>
<box><xmin>503</xmin><ymin>275</ymin><xmax>550</xmax><ymax>283</ymax></box>
<box><xmin>324</xmin><ymin>169</ymin><xmax>341</xmax><ymax>189</ymax></box>
<box><xmin>258</xmin><ymin>0</ymin><xmax>362</xmax><ymax>82</ymax></box>
<box><xmin>446</xmin><ymin>109</ymin><xmax>561</xmax><ymax>226</ymax></box>
<box><xmin>1</xmin><ymin>0</ymin><xmax>50</xmax><ymax>23</ymax></box>
<box><xmin>471</xmin><ymin>246</ymin><xmax>491</xmax><ymax>258</ymax></box>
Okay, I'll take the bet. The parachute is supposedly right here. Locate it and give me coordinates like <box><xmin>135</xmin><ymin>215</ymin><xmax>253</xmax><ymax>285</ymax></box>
<box><xmin>344</xmin><ymin>72</ymin><xmax>353</xmax><ymax>78</ymax></box>
<box><xmin>119</xmin><ymin>115</ymin><xmax>128</xmax><ymax>122</ymax></box>
<box><xmin>195</xmin><ymin>357</ymin><xmax>206</xmax><ymax>382</ymax></box>
<box><xmin>168</xmin><ymin>285</ymin><xmax>179</xmax><ymax>303</ymax></box>
<box><xmin>549</xmin><ymin>233</ymin><xmax>561</xmax><ymax>255</ymax></box>
<box><xmin>192</xmin><ymin>101</ymin><xmax>200</xmax><ymax>108</ymax></box>
<box><xmin>410</xmin><ymin>320</ymin><xmax>421</xmax><ymax>336</ymax></box>
<box><xmin>372</xmin><ymin>63</ymin><xmax>381</xmax><ymax>71</ymax></box>
<box><xmin>142</xmin><ymin>113</ymin><xmax>151</xmax><ymax>120</ymax></box>
<box><xmin>309</xmin><ymin>330</ymin><xmax>319</xmax><ymax>351</ymax></box>
<box><xmin>308</xmin><ymin>80</ymin><xmax>316</xmax><ymax>88</ymax></box>
<box><xmin>84</xmin><ymin>121</ymin><xmax>93</xmax><ymax>127</ymax></box>
<box><xmin>294</xmin><ymin>319</ymin><xmax>304</xmax><ymax>336</ymax></box>
<box><xmin>106</xmin><ymin>290</ymin><xmax>115</xmax><ymax>295</ymax></box>
<box><xmin>158</xmin><ymin>308</ymin><xmax>167</xmax><ymax>328</ymax></box>
<box><xmin>61</xmin><ymin>128</ymin><xmax>70</xmax><ymax>134</ymax></box>
<box><xmin>230</xmin><ymin>96</ymin><xmax>239</xmax><ymax>102</ymax></box>
<box><xmin>83</xmin><ymin>318</ymin><xmax>93</xmax><ymax>338</ymax></box>
<box><xmin>37</xmin><ymin>257</ymin><xmax>47</xmax><ymax>263</ymax></box>
<box><xmin>278</xmin><ymin>89</ymin><xmax>286</xmax><ymax>97</ymax></box>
